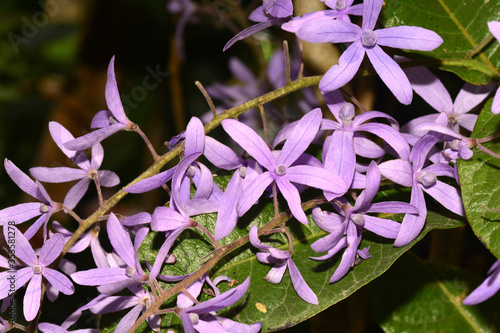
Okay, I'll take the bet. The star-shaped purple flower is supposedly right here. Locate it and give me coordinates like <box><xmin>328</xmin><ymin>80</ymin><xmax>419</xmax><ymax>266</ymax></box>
<box><xmin>296</xmin><ymin>0</ymin><xmax>443</xmax><ymax>104</ymax></box>
<box><xmin>402</xmin><ymin>65</ymin><xmax>492</xmax><ymax>134</ymax></box>
<box><xmin>30</xmin><ymin>122</ymin><xmax>120</xmax><ymax>210</ymax></box>
<box><xmin>249</xmin><ymin>225</ymin><xmax>318</xmax><ymax>304</ymax></box>
<box><xmin>64</xmin><ymin>56</ymin><xmax>134</xmax><ymax>151</ymax></box>
<box><xmin>222</xmin><ymin>109</ymin><xmax>347</xmax><ymax>224</ymax></box>
<box><xmin>378</xmin><ymin>133</ymin><xmax>464</xmax><ymax>246</ymax></box>
<box><xmin>0</xmin><ymin>229</ymin><xmax>74</xmax><ymax>321</ymax></box>
<box><xmin>71</xmin><ymin>213</ymin><xmax>150</xmax><ymax>295</ymax></box>
<box><xmin>321</xmin><ymin>98</ymin><xmax>410</xmax><ymax>191</ymax></box>
<box><xmin>311</xmin><ymin>161</ymin><xmax>417</xmax><ymax>282</ymax></box>
<box><xmin>177</xmin><ymin>276</ymin><xmax>261</xmax><ymax>332</ymax></box>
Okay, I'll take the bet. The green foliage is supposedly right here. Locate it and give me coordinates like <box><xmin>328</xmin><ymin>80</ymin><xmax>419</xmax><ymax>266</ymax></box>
<box><xmin>371</xmin><ymin>253</ymin><xmax>500</xmax><ymax>332</ymax></box>
<box><xmin>383</xmin><ymin>0</ymin><xmax>500</xmax><ymax>84</ymax></box>
<box><xmin>458</xmin><ymin>99</ymin><xmax>500</xmax><ymax>259</ymax></box>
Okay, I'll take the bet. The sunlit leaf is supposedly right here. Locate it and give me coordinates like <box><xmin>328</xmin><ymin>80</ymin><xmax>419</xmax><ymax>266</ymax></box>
<box><xmin>458</xmin><ymin>99</ymin><xmax>500</xmax><ymax>259</ymax></box>
<box><xmin>383</xmin><ymin>0</ymin><xmax>500</xmax><ymax>84</ymax></box>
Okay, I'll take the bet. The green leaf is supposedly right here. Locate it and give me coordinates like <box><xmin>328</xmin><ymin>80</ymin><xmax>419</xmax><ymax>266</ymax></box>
<box><xmin>136</xmin><ymin>177</ymin><xmax>464</xmax><ymax>331</ymax></box>
<box><xmin>371</xmin><ymin>253</ymin><xmax>500</xmax><ymax>333</ymax></box>
<box><xmin>458</xmin><ymin>99</ymin><xmax>500</xmax><ymax>259</ymax></box>
<box><xmin>383</xmin><ymin>0</ymin><xmax>500</xmax><ymax>84</ymax></box>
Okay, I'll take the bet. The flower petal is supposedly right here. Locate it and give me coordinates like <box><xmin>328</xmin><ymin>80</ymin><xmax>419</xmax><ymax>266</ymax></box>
<box><xmin>422</xmin><ymin>180</ymin><xmax>464</xmax><ymax>216</ymax></box>
<box><xmin>222</xmin><ymin>119</ymin><xmax>275</xmax><ymax>171</ymax></box>
<box><xmin>394</xmin><ymin>185</ymin><xmax>426</xmax><ymax>247</ymax></box>
<box><xmin>363</xmin><ymin>215</ymin><xmax>400</xmax><ymax>239</ymax></box>
<box><xmin>297</xmin><ymin>19</ymin><xmax>360</xmax><ymax>43</ymax></box>
<box><xmin>286</xmin><ymin>165</ymin><xmax>347</xmax><ymax>195</ymax></box>
<box><xmin>105</xmin><ymin>56</ymin><xmax>128</xmax><ymax>124</ymax></box>
<box><xmin>43</xmin><ymin>268</ymin><xmax>74</xmax><ymax>295</ymax></box>
<box><xmin>189</xmin><ymin>277</ymin><xmax>251</xmax><ymax>314</ymax></box>
<box><xmin>288</xmin><ymin>258</ymin><xmax>318</xmax><ymax>304</ymax></box>
<box><xmin>24</xmin><ymin>274</ymin><xmax>42</xmax><ymax>321</ymax></box>
<box><xmin>278</xmin><ymin>109</ymin><xmax>322</xmax><ymax>167</ymax></box>
<box><xmin>0</xmin><ymin>202</ymin><xmax>43</xmax><ymax>225</ymax></box>
<box><xmin>366</xmin><ymin>46</ymin><xmax>412</xmax><ymax>104</ymax></box>
<box><xmin>39</xmin><ymin>234</ymin><xmax>64</xmax><ymax>266</ymax></box>
<box><xmin>64</xmin><ymin>178</ymin><xmax>91</xmax><ymax>210</ymax></box>
<box><xmin>71</xmin><ymin>267</ymin><xmax>129</xmax><ymax>286</ymax></box>
<box><xmin>376</xmin><ymin>26</ymin><xmax>443</xmax><ymax>51</ymax></box>
<box><xmin>4</xmin><ymin>159</ymin><xmax>39</xmax><ymax>200</ymax></box>
<box><xmin>107</xmin><ymin>213</ymin><xmax>135</xmax><ymax>267</ymax></box>
<box><xmin>204</xmin><ymin>137</ymin><xmax>243</xmax><ymax>170</ymax></box>
<box><xmin>357</xmin><ymin>122</ymin><xmax>410</xmax><ymax>160</ymax></box>
<box><xmin>64</xmin><ymin>124</ymin><xmax>124</xmax><ymax>151</ymax></box>
<box><xmin>125</xmin><ymin>167</ymin><xmax>175</xmax><ymax>193</ymax></box>
<box><xmin>29</xmin><ymin>167</ymin><xmax>86</xmax><ymax>183</ymax></box>
<box><xmin>215</xmin><ymin>172</ymin><xmax>242</xmax><ymax>240</ymax></box>
<box><xmin>237</xmin><ymin>172</ymin><xmax>274</xmax><ymax>217</ymax></box>
<box><xmin>276</xmin><ymin>178</ymin><xmax>308</xmax><ymax>224</ymax></box>
<box><xmin>319</xmin><ymin>41</ymin><xmax>365</xmax><ymax>92</ymax></box>
<box><xmin>185</xmin><ymin>117</ymin><xmax>205</xmax><ymax>156</ymax></box>
<box><xmin>362</xmin><ymin>0</ymin><xmax>383</xmax><ymax>31</ymax></box>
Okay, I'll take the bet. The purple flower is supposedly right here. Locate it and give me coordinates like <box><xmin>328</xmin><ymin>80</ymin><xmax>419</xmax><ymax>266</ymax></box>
<box><xmin>249</xmin><ymin>225</ymin><xmax>318</xmax><ymax>304</ymax></box>
<box><xmin>296</xmin><ymin>0</ymin><xmax>443</xmax><ymax>104</ymax></box>
<box><xmin>282</xmin><ymin>0</ymin><xmax>363</xmax><ymax>33</ymax></box>
<box><xmin>402</xmin><ymin>65</ymin><xmax>492</xmax><ymax>134</ymax></box>
<box><xmin>222</xmin><ymin>109</ymin><xmax>347</xmax><ymax>224</ymax></box>
<box><xmin>71</xmin><ymin>213</ymin><xmax>149</xmax><ymax>295</ymax></box>
<box><xmin>82</xmin><ymin>284</ymin><xmax>159</xmax><ymax>333</ymax></box>
<box><xmin>177</xmin><ymin>276</ymin><xmax>261</xmax><ymax>333</ymax></box>
<box><xmin>0</xmin><ymin>159</ymin><xmax>60</xmax><ymax>240</ymax></box>
<box><xmin>463</xmin><ymin>260</ymin><xmax>500</xmax><ymax>305</ymax></box>
<box><xmin>321</xmin><ymin>97</ymin><xmax>410</xmax><ymax>191</ymax></box>
<box><xmin>125</xmin><ymin>117</ymin><xmax>214</xmax><ymax>196</ymax></box>
<box><xmin>223</xmin><ymin>1</ymin><xmax>293</xmax><ymax>51</ymax></box>
<box><xmin>0</xmin><ymin>229</ymin><xmax>74</xmax><ymax>321</ymax></box>
<box><xmin>488</xmin><ymin>21</ymin><xmax>500</xmax><ymax>114</ymax></box>
<box><xmin>30</xmin><ymin>122</ymin><xmax>120</xmax><ymax>210</ymax></box>
<box><xmin>64</xmin><ymin>56</ymin><xmax>134</xmax><ymax>151</ymax></box>
<box><xmin>311</xmin><ymin>161</ymin><xmax>417</xmax><ymax>282</ymax></box>
<box><xmin>379</xmin><ymin>133</ymin><xmax>464</xmax><ymax>246</ymax></box>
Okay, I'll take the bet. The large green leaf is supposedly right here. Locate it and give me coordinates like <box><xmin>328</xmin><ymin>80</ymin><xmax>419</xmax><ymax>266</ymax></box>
<box><xmin>132</xmin><ymin>182</ymin><xmax>464</xmax><ymax>332</ymax></box>
<box><xmin>371</xmin><ymin>253</ymin><xmax>500</xmax><ymax>332</ymax></box>
<box><xmin>458</xmin><ymin>99</ymin><xmax>500</xmax><ymax>259</ymax></box>
<box><xmin>383</xmin><ymin>0</ymin><xmax>500</xmax><ymax>84</ymax></box>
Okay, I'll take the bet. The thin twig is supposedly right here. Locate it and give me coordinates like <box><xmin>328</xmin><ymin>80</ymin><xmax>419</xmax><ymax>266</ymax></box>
<box><xmin>297</xmin><ymin>39</ymin><xmax>304</xmax><ymax>80</ymax></box>
<box><xmin>196</xmin><ymin>81</ymin><xmax>218</xmax><ymax>118</ymax></box>
<box><xmin>466</xmin><ymin>34</ymin><xmax>494</xmax><ymax>59</ymax></box>
<box><xmin>283</xmin><ymin>40</ymin><xmax>291</xmax><ymax>85</ymax></box>
<box><xmin>340</xmin><ymin>87</ymin><xmax>368</xmax><ymax>113</ymax></box>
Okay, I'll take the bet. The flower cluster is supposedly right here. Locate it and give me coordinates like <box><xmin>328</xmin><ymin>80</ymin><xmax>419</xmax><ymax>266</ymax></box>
<box><xmin>1</xmin><ymin>0</ymin><xmax>500</xmax><ymax>331</ymax></box>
